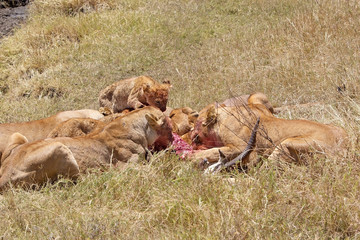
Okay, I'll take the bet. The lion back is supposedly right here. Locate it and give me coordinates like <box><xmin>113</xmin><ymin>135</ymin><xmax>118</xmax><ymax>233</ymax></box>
<box><xmin>98</xmin><ymin>76</ymin><xmax>170</xmax><ymax>113</ymax></box>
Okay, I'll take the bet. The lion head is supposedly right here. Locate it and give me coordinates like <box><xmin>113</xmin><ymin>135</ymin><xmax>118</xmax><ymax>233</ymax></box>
<box><xmin>143</xmin><ymin>82</ymin><xmax>171</xmax><ymax>112</ymax></box>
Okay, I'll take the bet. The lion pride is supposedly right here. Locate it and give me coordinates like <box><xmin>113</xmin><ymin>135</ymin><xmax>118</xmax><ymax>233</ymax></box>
<box><xmin>99</xmin><ymin>76</ymin><xmax>171</xmax><ymax>113</ymax></box>
<box><xmin>0</xmin><ymin>107</ymin><xmax>173</xmax><ymax>190</ymax></box>
<box><xmin>190</xmin><ymin>93</ymin><xmax>348</xmax><ymax>167</ymax></box>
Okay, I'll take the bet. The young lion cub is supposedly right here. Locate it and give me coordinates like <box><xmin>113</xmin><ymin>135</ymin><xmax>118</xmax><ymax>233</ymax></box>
<box><xmin>99</xmin><ymin>76</ymin><xmax>171</xmax><ymax>113</ymax></box>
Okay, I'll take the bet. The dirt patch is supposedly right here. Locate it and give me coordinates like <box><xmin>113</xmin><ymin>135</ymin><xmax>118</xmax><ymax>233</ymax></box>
<box><xmin>0</xmin><ymin>0</ymin><xmax>29</xmax><ymax>39</ymax></box>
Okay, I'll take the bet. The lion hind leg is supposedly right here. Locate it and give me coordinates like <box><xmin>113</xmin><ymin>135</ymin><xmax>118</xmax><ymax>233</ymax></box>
<box><xmin>98</xmin><ymin>84</ymin><xmax>117</xmax><ymax>109</ymax></box>
<box><xmin>2</xmin><ymin>142</ymin><xmax>80</xmax><ymax>189</ymax></box>
<box><xmin>268</xmin><ymin>138</ymin><xmax>320</xmax><ymax>164</ymax></box>
<box><xmin>41</xmin><ymin>142</ymin><xmax>80</xmax><ymax>180</ymax></box>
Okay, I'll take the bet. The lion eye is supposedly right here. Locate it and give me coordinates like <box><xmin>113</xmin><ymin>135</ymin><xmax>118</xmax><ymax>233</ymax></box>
<box><xmin>193</xmin><ymin>135</ymin><xmax>201</xmax><ymax>144</ymax></box>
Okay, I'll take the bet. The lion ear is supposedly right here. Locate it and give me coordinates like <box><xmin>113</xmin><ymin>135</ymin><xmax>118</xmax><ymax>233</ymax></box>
<box><xmin>9</xmin><ymin>132</ymin><xmax>28</xmax><ymax>146</ymax></box>
<box><xmin>181</xmin><ymin>107</ymin><xmax>193</xmax><ymax>114</ymax></box>
<box><xmin>189</xmin><ymin>111</ymin><xmax>199</xmax><ymax>118</ymax></box>
<box><xmin>1</xmin><ymin>133</ymin><xmax>28</xmax><ymax>163</ymax></box>
<box><xmin>145</xmin><ymin>113</ymin><xmax>162</xmax><ymax>129</ymax></box>
<box><xmin>143</xmin><ymin>83</ymin><xmax>151</xmax><ymax>93</ymax></box>
<box><xmin>248</xmin><ymin>92</ymin><xmax>274</xmax><ymax>113</ymax></box>
<box><xmin>162</xmin><ymin>80</ymin><xmax>172</xmax><ymax>89</ymax></box>
<box><xmin>204</xmin><ymin>105</ymin><xmax>217</xmax><ymax>126</ymax></box>
<box><xmin>99</xmin><ymin>107</ymin><xmax>113</xmax><ymax>116</ymax></box>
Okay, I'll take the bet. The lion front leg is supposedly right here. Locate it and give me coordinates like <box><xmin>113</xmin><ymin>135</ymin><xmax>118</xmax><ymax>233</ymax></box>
<box><xmin>191</xmin><ymin>145</ymin><xmax>249</xmax><ymax>165</ymax></box>
<box><xmin>113</xmin><ymin>147</ymin><xmax>145</xmax><ymax>164</ymax></box>
<box><xmin>192</xmin><ymin>145</ymin><xmax>259</xmax><ymax>170</ymax></box>
<box><xmin>127</xmin><ymin>86</ymin><xmax>145</xmax><ymax>110</ymax></box>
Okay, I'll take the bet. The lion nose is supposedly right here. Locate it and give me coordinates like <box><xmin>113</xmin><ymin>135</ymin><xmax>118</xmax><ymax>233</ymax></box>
<box><xmin>159</xmin><ymin>105</ymin><xmax>166</xmax><ymax>112</ymax></box>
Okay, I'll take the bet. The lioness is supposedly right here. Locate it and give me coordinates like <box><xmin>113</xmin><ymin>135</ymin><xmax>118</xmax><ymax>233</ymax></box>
<box><xmin>47</xmin><ymin>112</ymin><xmax>126</xmax><ymax>138</ymax></box>
<box><xmin>47</xmin><ymin>118</ymin><xmax>106</xmax><ymax>138</ymax></box>
<box><xmin>0</xmin><ymin>109</ymin><xmax>104</xmax><ymax>162</ymax></box>
<box><xmin>0</xmin><ymin>107</ymin><xmax>173</xmax><ymax>190</ymax></box>
<box><xmin>169</xmin><ymin>107</ymin><xmax>199</xmax><ymax>144</ymax></box>
<box><xmin>190</xmin><ymin>101</ymin><xmax>348</xmax><ymax>166</ymax></box>
<box><xmin>169</xmin><ymin>107</ymin><xmax>198</xmax><ymax>136</ymax></box>
<box><xmin>98</xmin><ymin>76</ymin><xmax>171</xmax><ymax>113</ymax></box>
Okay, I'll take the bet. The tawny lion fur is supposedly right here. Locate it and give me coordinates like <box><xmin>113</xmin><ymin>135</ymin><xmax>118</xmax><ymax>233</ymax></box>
<box><xmin>216</xmin><ymin>92</ymin><xmax>275</xmax><ymax>114</ymax></box>
<box><xmin>98</xmin><ymin>76</ymin><xmax>171</xmax><ymax>113</ymax></box>
<box><xmin>0</xmin><ymin>109</ymin><xmax>104</xmax><ymax>162</ymax></box>
<box><xmin>0</xmin><ymin>107</ymin><xmax>173</xmax><ymax>190</ymax></box>
<box><xmin>47</xmin><ymin>112</ymin><xmax>126</xmax><ymax>138</ymax></box>
<box><xmin>190</xmin><ymin>93</ymin><xmax>348</xmax><ymax>166</ymax></box>
<box><xmin>169</xmin><ymin>107</ymin><xmax>199</xmax><ymax>144</ymax></box>
<box><xmin>169</xmin><ymin>107</ymin><xmax>198</xmax><ymax>136</ymax></box>
<box><xmin>169</xmin><ymin>93</ymin><xmax>272</xmax><ymax>144</ymax></box>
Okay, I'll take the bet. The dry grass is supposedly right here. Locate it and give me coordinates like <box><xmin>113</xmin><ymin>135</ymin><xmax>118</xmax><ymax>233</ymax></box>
<box><xmin>1</xmin><ymin>153</ymin><xmax>360</xmax><ymax>239</ymax></box>
<box><xmin>0</xmin><ymin>0</ymin><xmax>360</xmax><ymax>238</ymax></box>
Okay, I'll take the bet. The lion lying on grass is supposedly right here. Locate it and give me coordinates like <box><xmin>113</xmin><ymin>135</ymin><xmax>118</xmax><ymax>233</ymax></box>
<box><xmin>169</xmin><ymin>107</ymin><xmax>198</xmax><ymax>136</ymax></box>
<box><xmin>190</xmin><ymin>96</ymin><xmax>348</xmax><ymax>167</ymax></box>
<box><xmin>46</xmin><ymin>112</ymin><xmax>126</xmax><ymax>138</ymax></box>
<box><xmin>0</xmin><ymin>107</ymin><xmax>173</xmax><ymax>190</ymax></box>
<box><xmin>0</xmin><ymin>109</ymin><xmax>104</xmax><ymax>162</ymax></box>
<box><xmin>169</xmin><ymin>107</ymin><xmax>199</xmax><ymax>144</ymax></box>
<box><xmin>99</xmin><ymin>76</ymin><xmax>171</xmax><ymax>113</ymax></box>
